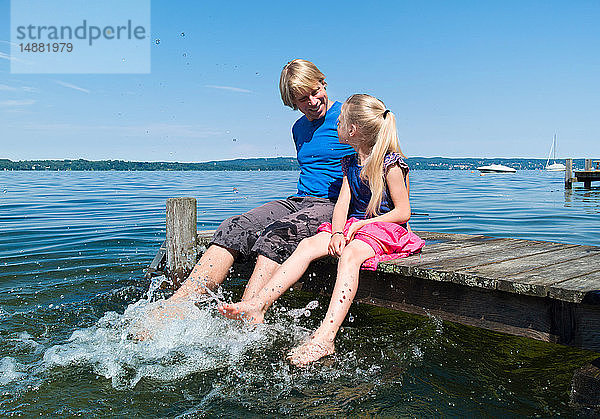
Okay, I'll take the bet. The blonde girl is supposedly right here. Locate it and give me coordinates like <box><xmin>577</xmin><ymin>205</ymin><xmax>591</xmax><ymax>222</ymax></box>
<box><xmin>219</xmin><ymin>94</ymin><xmax>424</xmax><ymax>366</ymax></box>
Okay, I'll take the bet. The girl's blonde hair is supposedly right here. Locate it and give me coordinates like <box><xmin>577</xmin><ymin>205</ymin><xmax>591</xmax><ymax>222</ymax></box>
<box><xmin>341</xmin><ymin>94</ymin><xmax>405</xmax><ymax>217</ymax></box>
<box><xmin>279</xmin><ymin>59</ymin><xmax>326</xmax><ymax>110</ymax></box>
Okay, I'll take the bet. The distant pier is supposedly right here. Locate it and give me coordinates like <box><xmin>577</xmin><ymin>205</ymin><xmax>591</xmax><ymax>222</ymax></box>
<box><xmin>565</xmin><ymin>158</ymin><xmax>600</xmax><ymax>189</ymax></box>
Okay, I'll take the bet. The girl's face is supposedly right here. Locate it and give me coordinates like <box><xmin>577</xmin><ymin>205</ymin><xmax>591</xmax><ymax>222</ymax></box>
<box><xmin>337</xmin><ymin>107</ymin><xmax>350</xmax><ymax>144</ymax></box>
<box><xmin>337</xmin><ymin>106</ymin><xmax>358</xmax><ymax>147</ymax></box>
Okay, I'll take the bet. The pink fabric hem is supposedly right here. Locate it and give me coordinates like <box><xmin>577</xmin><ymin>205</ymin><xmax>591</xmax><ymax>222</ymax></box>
<box><xmin>317</xmin><ymin>217</ymin><xmax>425</xmax><ymax>271</ymax></box>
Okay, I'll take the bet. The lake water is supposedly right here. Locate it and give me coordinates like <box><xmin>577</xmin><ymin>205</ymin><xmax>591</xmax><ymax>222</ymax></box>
<box><xmin>1</xmin><ymin>170</ymin><xmax>599</xmax><ymax>416</ymax></box>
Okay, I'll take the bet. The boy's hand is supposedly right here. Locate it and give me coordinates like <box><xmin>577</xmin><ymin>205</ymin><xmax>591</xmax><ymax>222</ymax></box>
<box><xmin>328</xmin><ymin>234</ymin><xmax>346</xmax><ymax>257</ymax></box>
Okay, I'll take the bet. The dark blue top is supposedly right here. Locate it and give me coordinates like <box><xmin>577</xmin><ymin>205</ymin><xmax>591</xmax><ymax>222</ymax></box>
<box><xmin>341</xmin><ymin>152</ymin><xmax>409</xmax><ymax>219</ymax></box>
<box><xmin>292</xmin><ymin>101</ymin><xmax>355</xmax><ymax>200</ymax></box>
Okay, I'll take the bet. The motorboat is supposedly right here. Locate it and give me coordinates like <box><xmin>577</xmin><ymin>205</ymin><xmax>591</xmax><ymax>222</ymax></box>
<box><xmin>545</xmin><ymin>134</ymin><xmax>566</xmax><ymax>172</ymax></box>
<box><xmin>476</xmin><ymin>164</ymin><xmax>516</xmax><ymax>173</ymax></box>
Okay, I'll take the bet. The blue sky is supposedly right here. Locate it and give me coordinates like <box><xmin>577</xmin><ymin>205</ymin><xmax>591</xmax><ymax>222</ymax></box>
<box><xmin>1</xmin><ymin>0</ymin><xmax>598</xmax><ymax>161</ymax></box>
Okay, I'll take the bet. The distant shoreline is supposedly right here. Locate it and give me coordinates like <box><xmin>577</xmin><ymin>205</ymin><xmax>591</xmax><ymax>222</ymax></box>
<box><xmin>0</xmin><ymin>157</ymin><xmax>582</xmax><ymax>171</ymax></box>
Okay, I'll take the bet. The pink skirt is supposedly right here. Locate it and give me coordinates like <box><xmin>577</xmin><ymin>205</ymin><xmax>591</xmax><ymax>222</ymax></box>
<box><xmin>317</xmin><ymin>217</ymin><xmax>425</xmax><ymax>271</ymax></box>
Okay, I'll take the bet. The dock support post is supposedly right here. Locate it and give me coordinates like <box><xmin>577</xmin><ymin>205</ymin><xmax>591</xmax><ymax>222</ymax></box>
<box><xmin>571</xmin><ymin>358</ymin><xmax>600</xmax><ymax>410</ymax></box>
<box><xmin>584</xmin><ymin>159</ymin><xmax>593</xmax><ymax>188</ymax></box>
<box><xmin>166</xmin><ymin>197</ymin><xmax>198</xmax><ymax>287</ymax></box>
<box><xmin>565</xmin><ymin>159</ymin><xmax>573</xmax><ymax>189</ymax></box>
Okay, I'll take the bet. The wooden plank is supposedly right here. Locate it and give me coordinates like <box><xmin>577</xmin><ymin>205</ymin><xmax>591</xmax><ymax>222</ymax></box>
<box><xmin>144</xmin><ymin>240</ymin><xmax>166</xmax><ymax>278</ymax></box>
<box><xmin>197</xmin><ymin>230</ymin><xmax>215</xmax><ymax>246</ymax></box>
<box><xmin>415</xmin><ymin>236</ymin><xmax>501</xmax><ymax>254</ymax></box>
<box><xmin>494</xmin><ymin>254</ymin><xmax>600</xmax><ymax>302</ymax></box>
<box><xmin>413</xmin><ymin>230</ymin><xmax>489</xmax><ymax>243</ymax></box>
<box><xmin>549</xmin><ymin>271</ymin><xmax>600</xmax><ymax>303</ymax></box>
<box><xmin>381</xmin><ymin>239</ymin><xmax>572</xmax><ymax>290</ymax></box>
<box><xmin>457</xmin><ymin>244</ymin><xmax>588</xmax><ymax>297</ymax></box>
<box><xmin>417</xmin><ymin>240</ymin><xmax>569</xmax><ymax>271</ymax></box>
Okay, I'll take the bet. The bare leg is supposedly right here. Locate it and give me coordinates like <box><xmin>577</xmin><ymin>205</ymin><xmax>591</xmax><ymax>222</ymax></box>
<box><xmin>241</xmin><ymin>255</ymin><xmax>281</xmax><ymax>301</ymax></box>
<box><xmin>218</xmin><ymin>232</ymin><xmax>331</xmax><ymax>322</ymax></box>
<box><xmin>288</xmin><ymin>239</ymin><xmax>375</xmax><ymax>367</ymax></box>
<box><xmin>170</xmin><ymin>244</ymin><xmax>237</xmax><ymax>303</ymax></box>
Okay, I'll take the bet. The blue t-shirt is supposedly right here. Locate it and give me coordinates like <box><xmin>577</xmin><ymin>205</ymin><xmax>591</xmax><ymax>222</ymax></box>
<box><xmin>342</xmin><ymin>152</ymin><xmax>409</xmax><ymax>220</ymax></box>
<box><xmin>292</xmin><ymin>101</ymin><xmax>355</xmax><ymax>200</ymax></box>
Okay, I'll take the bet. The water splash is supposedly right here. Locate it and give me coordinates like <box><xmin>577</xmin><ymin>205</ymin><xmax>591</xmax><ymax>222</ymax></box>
<box><xmin>41</xmin><ymin>296</ymin><xmax>304</xmax><ymax>390</ymax></box>
<box><xmin>0</xmin><ymin>357</ymin><xmax>26</xmax><ymax>385</ymax></box>
<box><xmin>285</xmin><ymin>300</ymin><xmax>319</xmax><ymax>321</ymax></box>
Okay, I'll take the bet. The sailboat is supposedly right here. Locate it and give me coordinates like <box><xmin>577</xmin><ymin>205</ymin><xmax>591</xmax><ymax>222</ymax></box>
<box><xmin>545</xmin><ymin>134</ymin><xmax>566</xmax><ymax>172</ymax></box>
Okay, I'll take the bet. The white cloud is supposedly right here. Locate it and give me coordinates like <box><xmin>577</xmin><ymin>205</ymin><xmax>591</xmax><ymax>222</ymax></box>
<box><xmin>0</xmin><ymin>52</ymin><xmax>28</xmax><ymax>63</ymax></box>
<box><xmin>55</xmin><ymin>81</ymin><xmax>90</xmax><ymax>94</ymax></box>
<box><xmin>0</xmin><ymin>99</ymin><xmax>36</xmax><ymax>106</ymax></box>
<box><xmin>204</xmin><ymin>84</ymin><xmax>252</xmax><ymax>93</ymax></box>
<box><xmin>0</xmin><ymin>84</ymin><xmax>17</xmax><ymax>91</ymax></box>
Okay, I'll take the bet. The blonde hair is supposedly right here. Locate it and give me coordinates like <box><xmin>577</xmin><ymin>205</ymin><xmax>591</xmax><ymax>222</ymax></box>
<box><xmin>279</xmin><ymin>59</ymin><xmax>326</xmax><ymax>110</ymax></box>
<box><xmin>341</xmin><ymin>94</ymin><xmax>405</xmax><ymax>217</ymax></box>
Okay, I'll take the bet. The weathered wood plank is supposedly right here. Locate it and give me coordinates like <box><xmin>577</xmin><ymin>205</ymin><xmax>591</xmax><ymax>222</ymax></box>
<box><xmin>461</xmin><ymin>245</ymin><xmax>593</xmax><ymax>279</ymax></box>
<box><xmin>458</xmin><ymin>245</ymin><xmax>590</xmax><ymax>297</ymax></box>
<box><xmin>379</xmin><ymin>239</ymin><xmax>576</xmax><ymax>291</ymax></box>
<box><xmin>549</xmin><ymin>272</ymin><xmax>600</xmax><ymax>303</ymax></box>
<box><xmin>416</xmin><ymin>240</ymin><xmax>571</xmax><ymax>271</ymax></box>
<box><xmin>493</xmin><ymin>254</ymin><xmax>600</xmax><ymax>301</ymax></box>
<box><xmin>412</xmin><ymin>230</ymin><xmax>488</xmax><ymax>243</ymax></box>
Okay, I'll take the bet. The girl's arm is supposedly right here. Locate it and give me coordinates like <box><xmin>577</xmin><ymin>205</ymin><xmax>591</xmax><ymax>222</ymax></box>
<box><xmin>329</xmin><ymin>176</ymin><xmax>351</xmax><ymax>256</ymax></box>
<box><xmin>346</xmin><ymin>166</ymin><xmax>411</xmax><ymax>239</ymax></box>
<box><xmin>331</xmin><ymin>176</ymin><xmax>351</xmax><ymax>231</ymax></box>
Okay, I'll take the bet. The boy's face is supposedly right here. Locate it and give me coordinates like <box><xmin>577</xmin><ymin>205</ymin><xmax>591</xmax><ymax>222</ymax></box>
<box><xmin>293</xmin><ymin>81</ymin><xmax>328</xmax><ymax>121</ymax></box>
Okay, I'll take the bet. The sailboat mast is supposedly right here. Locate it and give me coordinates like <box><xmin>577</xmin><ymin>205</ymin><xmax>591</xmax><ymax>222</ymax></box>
<box><xmin>545</xmin><ymin>135</ymin><xmax>553</xmax><ymax>168</ymax></box>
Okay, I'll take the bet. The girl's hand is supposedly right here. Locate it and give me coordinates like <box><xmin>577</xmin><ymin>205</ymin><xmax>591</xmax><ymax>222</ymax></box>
<box><xmin>345</xmin><ymin>220</ymin><xmax>366</xmax><ymax>241</ymax></box>
<box><xmin>328</xmin><ymin>233</ymin><xmax>346</xmax><ymax>257</ymax></box>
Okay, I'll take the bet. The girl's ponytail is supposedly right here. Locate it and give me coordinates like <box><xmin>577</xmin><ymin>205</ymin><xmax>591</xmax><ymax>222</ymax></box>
<box><xmin>362</xmin><ymin>109</ymin><xmax>403</xmax><ymax>217</ymax></box>
<box><xmin>343</xmin><ymin>94</ymin><xmax>405</xmax><ymax>217</ymax></box>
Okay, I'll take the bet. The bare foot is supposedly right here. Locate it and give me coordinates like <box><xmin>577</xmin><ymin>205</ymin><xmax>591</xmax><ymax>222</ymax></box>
<box><xmin>218</xmin><ymin>300</ymin><xmax>265</xmax><ymax>323</ymax></box>
<box><xmin>287</xmin><ymin>337</ymin><xmax>335</xmax><ymax>367</ymax></box>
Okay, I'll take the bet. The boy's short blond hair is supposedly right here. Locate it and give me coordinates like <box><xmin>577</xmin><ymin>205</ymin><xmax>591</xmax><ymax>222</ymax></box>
<box><xmin>279</xmin><ymin>59</ymin><xmax>326</xmax><ymax>110</ymax></box>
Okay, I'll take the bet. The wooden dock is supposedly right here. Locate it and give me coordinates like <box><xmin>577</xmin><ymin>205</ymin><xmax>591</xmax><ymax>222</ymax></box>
<box><xmin>566</xmin><ymin>158</ymin><xmax>600</xmax><ymax>189</ymax></box>
<box><xmin>147</xmin><ymin>228</ymin><xmax>600</xmax><ymax>353</ymax></box>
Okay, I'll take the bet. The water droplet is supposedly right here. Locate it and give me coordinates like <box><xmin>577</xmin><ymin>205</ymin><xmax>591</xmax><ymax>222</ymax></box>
<box><xmin>348</xmin><ymin>314</ymin><xmax>354</xmax><ymax>322</ymax></box>
<box><xmin>180</xmin><ymin>32</ymin><xmax>185</xmax><ymax>37</ymax></box>
<box><xmin>304</xmin><ymin>309</ymin><xmax>311</xmax><ymax>317</ymax></box>
<box><xmin>183</xmin><ymin>53</ymin><xmax>187</xmax><ymax>57</ymax></box>
<box><xmin>232</xmin><ymin>138</ymin><xmax>237</xmax><ymax>142</ymax></box>
<box><xmin>306</xmin><ymin>300</ymin><xmax>319</xmax><ymax>310</ymax></box>
<box><xmin>155</xmin><ymin>39</ymin><xmax>160</xmax><ymax>45</ymax></box>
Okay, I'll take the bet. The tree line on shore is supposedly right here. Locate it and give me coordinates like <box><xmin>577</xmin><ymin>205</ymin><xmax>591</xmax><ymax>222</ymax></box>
<box><xmin>0</xmin><ymin>157</ymin><xmax>579</xmax><ymax>171</ymax></box>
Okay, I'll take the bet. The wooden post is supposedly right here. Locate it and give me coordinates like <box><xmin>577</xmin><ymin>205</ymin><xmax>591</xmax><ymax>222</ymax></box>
<box><xmin>571</xmin><ymin>358</ymin><xmax>600</xmax><ymax>409</ymax></box>
<box><xmin>166</xmin><ymin>197</ymin><xmax>198</xmax><ymax>287</ymax></box>
<box><xmin>565</xmin><ymin>159</ymin><xmax>573</xmax><ymax>189</ymax></box>
<box><xmin>584</xmin><ymin>159</ymin><xmax>593</xmax><ymax>188</ymax></box>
